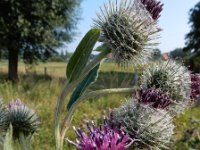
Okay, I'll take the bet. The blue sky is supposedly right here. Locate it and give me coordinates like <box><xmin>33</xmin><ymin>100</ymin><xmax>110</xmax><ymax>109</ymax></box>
<box><xmin>66</xmin><ymin>0</ymin><xmax>199</xmax><ymax>53</ymax></box>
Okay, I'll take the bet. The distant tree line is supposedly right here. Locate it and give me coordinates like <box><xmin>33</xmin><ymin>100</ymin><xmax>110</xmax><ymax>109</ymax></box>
<box><xmin>169</xmin><ymin>48</ymin><xmax>187</xmax><ymax>60</ymax></box>
<box><xmin>0</xmin><ymin>49</ymin><xmax>74</xmax><ymax>62</ymax></box>
<box><xmin>48</xmin><ymin>50</ymin><xmax>73</xmax><ymax>62</ymax></box>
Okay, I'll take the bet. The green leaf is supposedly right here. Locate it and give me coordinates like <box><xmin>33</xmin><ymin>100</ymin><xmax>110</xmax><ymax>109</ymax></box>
<box><xmin>67</xmin><ymin>64</ymin><xmax>100</xmax><ymax>110</ymax></box>
<box><xmin>66</xmin><ymin>28</ymin><xmax>100</xmax><ymax>82</ymax></box>
<box><xmin>94</xmin><ymin>44</ymin><xmax>110</xmax><ymax>52</ymax></box>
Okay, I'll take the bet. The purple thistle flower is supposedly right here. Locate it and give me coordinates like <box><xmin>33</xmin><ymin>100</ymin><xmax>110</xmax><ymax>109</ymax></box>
<box><xmin>66</xmin><ymin>118</ymin><xmax>132</xmax><ymax>150</ymax></box>
<box><xmin>190</xmin><ymin>73</ymin><xmax>200</xmax><ymax>100</ymax></box>
<box><xmin>139</xmin><ymin>0</ymin><xmax>164</xmax><ymax>20</ymax></box>
<box><xmin>138</xmin><ymin>88</ymin><xmax>171</xmax><ymax>109</ymax></box>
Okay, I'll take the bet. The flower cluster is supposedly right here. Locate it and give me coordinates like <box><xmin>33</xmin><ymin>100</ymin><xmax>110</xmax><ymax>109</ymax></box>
<box><xmin>66</xmin><ymin>118</ymin><xmax>132</xmax><ymax>150</ymax></box>
<box><xmin>67</xmin><ymin>0</ymin><xmax>195</xmax><ymax>149</ymax></box>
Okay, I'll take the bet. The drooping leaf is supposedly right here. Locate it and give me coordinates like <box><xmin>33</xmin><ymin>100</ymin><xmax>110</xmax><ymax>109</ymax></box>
<box><xmin>67</xmin><ymin>64</ymin><xmax>100</xmax><ymax>110</ymax></box>
<box><xmin>66</xmin><ymin>28</ymin><xmax>100</xmax><ymax>82</ymax></box>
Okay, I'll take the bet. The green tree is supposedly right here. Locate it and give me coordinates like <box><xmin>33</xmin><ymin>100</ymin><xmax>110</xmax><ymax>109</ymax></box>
<box><xmin>0</xmin><ymin>0</ymin><xmax>81</xmax><ymax>81</ymax></box>
<box><xmin>152</xmin><ymin>48</ymin><xmax>162</xmax><ymax>60</ymax></box>
<box><xmin>184</xmin><ymin>2</ymin><xmax>200</xmax><ymax>53</ymax></box>
<box><xmin>169</xmin><ymin>48</ymin><xmax>187</xmax><ymax>59</ymax></box>
<box><xmin>0</xmin><ymin>50</ymin><xmax>8</xmax><ymax>60</ymax></box>
<box><xmin>184</xmin><ymin>2</ymin><xmax>200</xmax><ymax>72</ymax></box>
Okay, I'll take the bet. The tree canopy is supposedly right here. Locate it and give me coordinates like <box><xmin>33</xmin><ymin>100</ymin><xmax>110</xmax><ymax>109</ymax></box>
<box><xmin>184</xmin><ymin>2</ymin><xmax>200</xmax><ymax>53</ymax></box>
<box><xmin>0</xmin><ymin>0</ymin><xmax>81</xmax><ymax>81</ymax></box>
<box><xmin>169</xmin><ymin>48</ymin><xmax>187</xmax><ymax>60</ymax></box>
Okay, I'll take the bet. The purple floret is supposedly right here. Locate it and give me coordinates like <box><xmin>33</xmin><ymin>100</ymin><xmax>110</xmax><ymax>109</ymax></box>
<box><xmin>138</xmin><ymin>88</ymin><xmax>171</xmax><ymax>109</ymax></box>
<box><xmin>190</xmin><ymin>73</ymin><xmax>200</xmax><ymax>100</ymax></box>
<box><xmin>139</xmin><ymin>0</ymin><xmax>163</xmax><ymax>20</ymax></box>
<box><xmin>66</xmin><ymin>118</ymin><xmax>132</xmax><ymax>150</ymax></box>
<box><xmin>8</xmin><ymin>99</ymin><xmax>24</xmax><ymax>110</ymax></box>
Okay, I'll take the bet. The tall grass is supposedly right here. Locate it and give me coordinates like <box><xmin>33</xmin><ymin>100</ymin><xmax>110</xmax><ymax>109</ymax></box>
<box><xmin>0</xmin><ymin>66</ymin><xmax>132</xmax><ymax>149</ymax></box>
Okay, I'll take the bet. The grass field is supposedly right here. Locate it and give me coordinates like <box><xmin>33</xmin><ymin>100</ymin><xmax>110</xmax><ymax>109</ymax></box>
<box><xmin>0</xmin><ymin>61</ymin><xmax>200</xmax><ymax>149</ymax></box>
<box><xmin>0</xmin><ymin>60</ymin><xmax>134</xmax><ymax>78</ymax></box>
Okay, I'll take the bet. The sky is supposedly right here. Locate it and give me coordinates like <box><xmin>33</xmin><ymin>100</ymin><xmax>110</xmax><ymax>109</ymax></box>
<box><xmin>66</xmin><ymin>0</ymin><xmax>200</xmax><ymax>53</ymax></box>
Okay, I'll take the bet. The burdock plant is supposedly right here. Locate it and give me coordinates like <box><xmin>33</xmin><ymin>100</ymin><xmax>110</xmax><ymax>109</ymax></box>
<box><xmin>54</xmin><ymin>0</ymin><xmax>162</xmax><ymax>149</ymax></box>
<box><xmin>7</xmin><ymin>99</ymin><xmax>40</xmax><ymax>149</ymax></box>
<box><xmin>52</xmin><ymin>0</ymin><xmax>192</xmax><ymax>150</ymax></box>
<box><xmin>0</xmin><ymin>98</ymin><xmax>40</xmax><ymax>149</ymax></box>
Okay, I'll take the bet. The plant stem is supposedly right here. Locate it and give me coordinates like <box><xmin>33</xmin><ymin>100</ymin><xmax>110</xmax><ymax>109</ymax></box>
<box><xmin>19</xmin><ymin>133</ymin><xmax>30</xmax><ymax>150</ymax></box>
<box><xmin>60</xmin><ymin>87</ymin><xmax>137</xmax><ymax>139</ymax></box>
<box><xmin>54</xmin><ymin>49</ymin><xmax>111</xmax><ymax>150</ymax></box>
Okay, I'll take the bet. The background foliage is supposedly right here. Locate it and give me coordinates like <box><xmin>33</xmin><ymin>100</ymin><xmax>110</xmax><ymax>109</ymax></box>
<box><xmin>0</xmin><ymin>0</ymin><xmax>81</xmax><ymax>81</ymax></box>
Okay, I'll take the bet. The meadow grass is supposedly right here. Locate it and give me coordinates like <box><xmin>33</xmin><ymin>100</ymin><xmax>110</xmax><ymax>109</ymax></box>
<box><xmin>0</xmin><ymin>61</ymin><xmax>199</xmax><ymax>149</ymax></box>
<box><xmin>0</xmin><ymin>74</ymin><xmax>130</xmax><ymax>149</ymax></box>
<box><xmin>0</xmin><ymin>61</ymin><xmax>134</xmax><ymax>78</ymax></box>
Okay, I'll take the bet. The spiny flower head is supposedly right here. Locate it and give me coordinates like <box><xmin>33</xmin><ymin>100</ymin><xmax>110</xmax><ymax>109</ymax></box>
<box><xmin>7</xmin><ymin>99</ymin><xmax>40</xmax><ymax>139</ymax></box>
<box><xmin>139</xmin><ymin>0</ymin><xmax>163</xmax><ymax>20</ymax></box>
<box><xmin>66</xmin><ymin>118</ymin><xmax>132</xmax><ymax>150</ymax></box>
<box><xmin>138</xmin><ymin>88</ymin><xmax>171</xmax><ymax>109</ymax></box>
<box><xmin>140</xmin><ymin>60</ymin><xmax>191</xmax><ymax>113</ymax></box>
<box><xmin>190</xmin><ymin>73</ymin><xmax>200</xmax><ymax>100</ymax></box>
<box><xmin>111</xmin><ymin>100</ymin><xmax>174</xmax><ymax>149</ymax></box>
<box><xmin>94</xmin><ymin>0</ymin><xmax>160</xmax><ymax>67</ymax></box>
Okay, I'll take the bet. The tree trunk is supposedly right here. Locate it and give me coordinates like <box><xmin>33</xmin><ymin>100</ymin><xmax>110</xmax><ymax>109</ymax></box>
<box><xmin>8</xmin><ymin>48</ymin><xmax>19</xmax><ymax>82</ymax></box>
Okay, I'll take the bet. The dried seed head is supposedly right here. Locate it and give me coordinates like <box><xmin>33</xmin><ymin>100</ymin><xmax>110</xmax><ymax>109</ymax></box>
<box><xmin>111</xmin><ymin>100</ymin><xmax>174</xmax><ymax>149</ymax></box>
<box><xmin>94</xmin><ymin>0</ymin><xmax>160</xmax><ymax>67</ymax></box>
